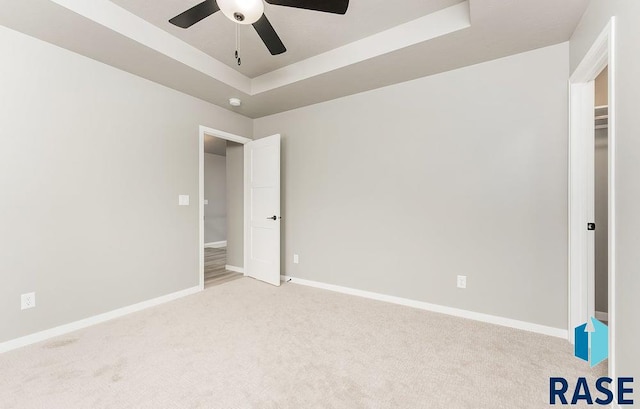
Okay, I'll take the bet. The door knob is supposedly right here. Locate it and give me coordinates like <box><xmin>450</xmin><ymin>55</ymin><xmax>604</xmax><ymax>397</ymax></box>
<box><xmin>267</xmin><ymin>215</ymin><xmax>278</xmax><ymax>220</ymax></box>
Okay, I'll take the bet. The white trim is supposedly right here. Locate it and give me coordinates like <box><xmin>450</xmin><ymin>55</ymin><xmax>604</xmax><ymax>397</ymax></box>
<box><xmin>0</xmin><ymin>286</ymin><xmax>200</xmax><ymax>354</ymax></box>
<box><xmin>608</xmin><ymin>18</ymin><xmax>617</xmax><ymax>386</ymax></box>
<box><xmin>204</xmin><ymin>240</ymin><xmax>227</xmax><ymax>248</ymax></box>
<box><xmin>198</xmin><ymin>126</ymin><xmax>251</xmax><ymax>291</ymax></box>
<box><xmin>568</xmin><ymin>18</ymin><xmax>616</xmax><ymax>381</ymax></box>
<box><xmin>199</xmin><ymin>131</ymin><xmax>205</xmax><ymax>291</ymax></box>
<box><xmin>49</xmin><ymin>0</ymin><xmax>251</xmax><ymax>93</ymax></box>
<box><xmin>251</xmin><ymin>2</ymin><xmax>470</xmax><ymax>94</ymax></box>
<box><xmin>47</xmin><ymin>0</ymin><xmax>469</xmax><ymax>96</ymax></box>
<box><xmin>595</xmin><ymin>311</ymin><xmax>609</xmax><ymax>322</ymax></box>
<box><xmin>281</xmin><ymin>275</ymin><xmax>568</xmax><ymax>339</ymax></box>
<box><xmin>200</xmin><ymin>126</ymin><xmax>252</xmax><ymax>145</ymax></box>
<box><xmin>225</xmin><ymin>265</ymin><xmax>244</xmax><ymax>274</ymax></box>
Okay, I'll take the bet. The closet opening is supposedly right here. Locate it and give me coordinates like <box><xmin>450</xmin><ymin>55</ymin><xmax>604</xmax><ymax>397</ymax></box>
<box><xmin>593</xmin><ymin>67</ymin><xmax>608</xmax><ymax>325</ymax></box>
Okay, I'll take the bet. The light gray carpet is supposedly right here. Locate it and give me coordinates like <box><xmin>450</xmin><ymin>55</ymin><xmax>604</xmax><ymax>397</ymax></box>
<box><xmin>0</xmin><ymin>278</ymin><xmax>605</xmax><ymax>408</ymax></box>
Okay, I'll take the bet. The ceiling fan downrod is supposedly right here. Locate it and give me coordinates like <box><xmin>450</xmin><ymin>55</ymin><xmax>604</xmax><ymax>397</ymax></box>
<box><xmin>235</xmin><ymin>23</ymin><xmax>241</xmax><ymax>66</ymax></box>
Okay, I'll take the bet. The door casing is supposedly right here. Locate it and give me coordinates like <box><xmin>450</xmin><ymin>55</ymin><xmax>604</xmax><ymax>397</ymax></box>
<box><xmin>568</xmin><ymin>18</ymin><xmax>616</xmax><ymax>380</ymax></box>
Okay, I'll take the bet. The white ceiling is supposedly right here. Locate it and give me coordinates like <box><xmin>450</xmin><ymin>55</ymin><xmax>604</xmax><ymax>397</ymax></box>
<box><xmin>109</xmin><ymin>0</ymin><xmax>463</xmax><ymax>78</ymax></box>
<box><xmin>0</xmin><ymin>0</ymin><xmax>589</xmax><ymax>119</ymax></box>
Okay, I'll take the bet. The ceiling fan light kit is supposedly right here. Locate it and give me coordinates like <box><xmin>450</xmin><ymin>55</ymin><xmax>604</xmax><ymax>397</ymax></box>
<box><xmin>169</xmin><ymin>0</ymin><xmax>349</xmax><ymax>56</ymax></box>
<box><xmin>217</xmin><ymin>0</ymin><xmax>264</xmax><ymax>25</ymax></box>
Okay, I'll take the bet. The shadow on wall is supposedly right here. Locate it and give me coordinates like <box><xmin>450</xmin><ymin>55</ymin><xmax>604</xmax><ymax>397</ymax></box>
<box><xmin>226</xmin><ymin>141</ymin><xmax>244</xmax><ymax>268</ymax></box>
<box><xmin>204</xmin><ymin>151</ymin><xmax>227</xmax><ymax>243</ymax></box>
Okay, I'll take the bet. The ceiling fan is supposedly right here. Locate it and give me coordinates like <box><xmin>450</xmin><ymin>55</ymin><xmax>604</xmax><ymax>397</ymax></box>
<box><xmin>168</xmin><ymin>0</ymin><xmax>350</xmax><ymax>57</ymax></box>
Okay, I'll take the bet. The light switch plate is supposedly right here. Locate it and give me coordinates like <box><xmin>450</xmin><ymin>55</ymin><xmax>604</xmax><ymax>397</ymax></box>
<box><xmin>204</xmin><ymin>199</ymin><xmax>209</xmax><ymax>205</ymax></box>
<box><xmin>293</xmin><ymin>254</ymin><xmax>299</xmax><ymax>264</ymax></box>
<box><xmin>178</xmin><ymin>195</ymin><xmax>190</xmax><ymax>206</ymax></box>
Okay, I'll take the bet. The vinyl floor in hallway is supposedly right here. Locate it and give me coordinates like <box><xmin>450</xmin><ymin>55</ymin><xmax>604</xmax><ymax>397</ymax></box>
<box><xmin>204</xmin><ymin>247</ymin><xmax>243</xmax><ymax>288</ymax></box>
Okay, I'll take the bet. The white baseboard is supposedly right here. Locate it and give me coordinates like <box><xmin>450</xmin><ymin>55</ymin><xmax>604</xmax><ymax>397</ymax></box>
<box><xmin>204</xmin><ymin>240</ymin><xmax>227</xmax><ymax>248</ymax></box>
<box><xmin>0</xmin><ymin>285</ymin><xmax>201</xmax><ymax>354</ymax></box>
<box><xmin>595</xmin><ymin>311</ymin><xmax>609</xmax><ymax>322</ymax></box>
<box><xmin>226</xmin><ymin>265</ymin><xmax>244</xmax><ymax>274</ymax></box>
<box><xmin>281</xmin><ymin>275</ymin><xmax>568</xmax><ymax>339</ymax></box>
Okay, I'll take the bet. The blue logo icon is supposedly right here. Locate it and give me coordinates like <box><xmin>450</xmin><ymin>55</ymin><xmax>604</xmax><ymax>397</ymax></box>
<box><xmin>574</xmin><ymin>317</ymin><xmax>608</xmax><ymax>367</ymax></box>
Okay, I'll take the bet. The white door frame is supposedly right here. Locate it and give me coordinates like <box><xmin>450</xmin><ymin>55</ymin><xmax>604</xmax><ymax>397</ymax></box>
<box><xmin>198</xmin><ymin>125</ymin><xmax>252</xmax><ymax>290</ymax></box>
<box><xmin>568</xmin><ymin>18</ymin><xmax>616</xmax><ymax>378</ymax></box>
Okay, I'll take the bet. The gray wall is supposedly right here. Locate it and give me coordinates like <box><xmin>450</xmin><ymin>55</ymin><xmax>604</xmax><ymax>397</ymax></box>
<box><xmin>254</xmin><ymin>43</ymin><xmax>570</xmax><ymax>329</ymax></box>
<box><xmin>0</xmin><ymin>25</ymin><xmax>252</xmax><ymax>343</ymax></box>
<box><xmin>204</xmin><ymin>153</ymin><xmax>227</xmax><ymax>243</ymax></box>
<box><xmin>570</xmin><ymin>0</ymin><xmax>640</xmax><ymax>378</ymax></box>
<box><xmin>226</xmin><ymin>142</ymin><xmax>244</xmax><ymax>268</ymax></box>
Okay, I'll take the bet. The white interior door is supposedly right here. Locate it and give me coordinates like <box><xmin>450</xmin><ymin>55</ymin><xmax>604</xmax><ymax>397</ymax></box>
<box><xmin>244</xmin><ymin>134</ymin><xmax>281</xmax><ymax>286</ymax></box>
<box><xmin>569</xmin><ymin>81</ymin><xmax>596</xmax><ymax>340</ymax></box>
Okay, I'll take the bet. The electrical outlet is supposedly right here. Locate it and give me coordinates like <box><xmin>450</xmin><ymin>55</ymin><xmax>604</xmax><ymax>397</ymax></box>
<box><xmin>21</xmin><ymin>292</ymin><xmax>36</xmax><ymax>310</ymax></box>
<box><xmin>457</xmin><ymin>275</ymin><xmax>467</xmax><ymax>289</ymax></box>
<box><xmin>293</xmin><ymin>254</ymin><xmax>299</xmax><ymax>264</ymax></box>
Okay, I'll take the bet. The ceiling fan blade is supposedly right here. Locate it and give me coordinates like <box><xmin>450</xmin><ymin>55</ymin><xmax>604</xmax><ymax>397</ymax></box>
<box><xmin>264</xmin><ymin>0</ymin><xmax>349</xmax><ymax>15</ymax></box>
<box><xmin>169</xmin><ymin>0</ymin><xmax>220</xmax><ymax>28</ymax></box>
<box><xmin>252</xmin><ymin>14</ymin><xmax>287</xmax><ymax>55</ymax></box>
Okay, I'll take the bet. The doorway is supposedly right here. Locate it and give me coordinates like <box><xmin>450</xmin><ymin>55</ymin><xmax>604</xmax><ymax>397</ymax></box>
<box><xmin>197</xmin><ymin>126</ymin><xmax>282</xmax><ymax>289</ymax></box>
<box><xmin>198</xmin><ymin>126</ymin><xmax>252</xmax><ymax>290</ymax></box>
<box><xmin>594</xmin><ymin>67</ymin><xmax>608</xmax><ymax>325</ymax></box>
<box><xmin>203</xmin><ymin>134</ymin><xmax>244</xmax><ymax>288</ymax></box>
<box><xmin>568</xmin><ymin>18</ymin><xmax>616</xmax><ymax>379</ymax></box>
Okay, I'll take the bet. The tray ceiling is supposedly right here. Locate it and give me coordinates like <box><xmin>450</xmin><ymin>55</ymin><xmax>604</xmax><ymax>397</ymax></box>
<box><xmin>110</xmin><ymin>0</ymin><xmax>464</xmax><ymax>77</ymax></box>
<box><xmin>0</xmin><ymin>0</ymin><xmax>589</xmax><ymax>118</ymax></box>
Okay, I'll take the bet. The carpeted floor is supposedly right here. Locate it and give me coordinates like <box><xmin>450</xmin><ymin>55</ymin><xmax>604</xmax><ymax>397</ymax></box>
<box><xmin>0</xmin><ymin>278</ymin><xmax>605</xmax><ymax>408</ymax></box>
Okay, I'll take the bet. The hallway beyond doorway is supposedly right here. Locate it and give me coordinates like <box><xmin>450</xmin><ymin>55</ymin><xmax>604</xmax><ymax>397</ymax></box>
<box><xmin>204</xmin><ymin>247</ymin><xmax>243</xmax><ymax>288</ymax></box>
